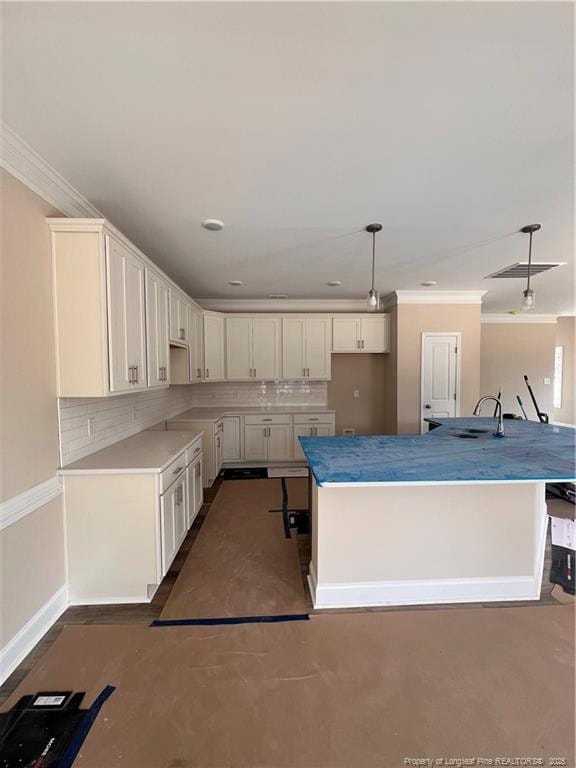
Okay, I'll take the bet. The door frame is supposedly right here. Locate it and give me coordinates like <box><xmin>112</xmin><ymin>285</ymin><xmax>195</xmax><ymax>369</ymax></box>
<box><xmin>420</xmin><ymin>332</ymin><xmax>462</xmax><ymax>433</ymax></box>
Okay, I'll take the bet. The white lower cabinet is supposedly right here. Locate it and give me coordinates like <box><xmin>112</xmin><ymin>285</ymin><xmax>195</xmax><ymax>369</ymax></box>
<box><xmin>222</xmin><ymin>416</ymin><xmax>241</xmax><ymax>460</ymax></box>
<box><xmin>244</xmin><ymin>415</ymin><xmax>293</xmax><ymax>461</ymax></box>
<box><xmin>293</xmin><ymin>413</ymin><xmax>336</xmax><ymax>460</ymax></box>
<box><xmin>168</xmin><ymin>418</ymin><xmax>223</xmax><ymax>487</ymax></box>
<box><xmin>160</xmin><ymin>470</ymin><xmax>187</xmax><ymax>574</ymax></box>
<box><xmin>61</xmin><ymin>433</ymin><xmax>202</xmax><ymax>605</ymax></box>
<box><xmin>185</xmin><ymin>448</ymin><xmax>203</xmax><ymax>528</ymax></box>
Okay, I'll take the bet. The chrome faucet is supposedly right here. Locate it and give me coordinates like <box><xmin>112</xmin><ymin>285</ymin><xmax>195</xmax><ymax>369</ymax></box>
<box><xmin>473</xmin><ymin>396</ymin><xmax>505</xmax><ymax>437</ymax></box>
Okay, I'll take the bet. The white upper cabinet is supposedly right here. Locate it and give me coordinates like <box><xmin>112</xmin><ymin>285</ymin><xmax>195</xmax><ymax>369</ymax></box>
<box><xmin>49</xmin><ymin>218</ymin><xmax>198</xmax><ymax>397</ymax></box>
<box><xmin>145</xmin><ymin>269</ymin><xmax>170</xmax><ymax>388</ymax></box>
<box><xmin>203</xmin><ymin>313</ymin><xmax>225</xmax><ymax>380</ymax></box>
<box><xmin>225</xmin><ymin>317</ymin><xmax>252</xmax><ymax>379</ymax></box>
<box><xmin>282</xmin><ymin>317</ymin><xmax>331</xmax><ymax>379</ymax></box>
<box><xmin>225</xmin><ymin>316</ymin><xmax>281</xmax><ymax>380</ymax></box>
<box><xmin>332</xmin><ymin>315</ymin><xmax>390</xmax><ymax>353</ymax></box>
<box><xmin>106</xmin><ymin>236</ymin><xmax>147</xmax><ymax>392</ymax></box>
<box><xmin>169</xmin><ymin>288</ymin><xmax>190</xmax><ymax>345</ymax></box>
<box><xmin>252</xmin><ymin>318</ymin><xmax>281</xmax><ymax>379</ymax></box>
<box><xmin>188</xmin><ymin>304</ymin><xmax>204</xmax><ymax>382</ymax></box>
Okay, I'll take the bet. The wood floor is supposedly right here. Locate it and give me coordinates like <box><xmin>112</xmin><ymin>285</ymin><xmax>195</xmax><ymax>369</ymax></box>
<box><xmin>0</xmin><ymin>476</ymin><xmax>559</xmax><ymax>705</ymax></box>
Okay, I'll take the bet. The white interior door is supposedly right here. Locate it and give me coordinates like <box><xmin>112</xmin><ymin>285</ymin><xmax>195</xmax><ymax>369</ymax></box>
<box><xmin>421</xmin><ymin>333</ymin><xmax>460</xmax><ymax>432</ymax></box>
<box><xmin>252</xmin><ymin>317</ymin><xmax>280</xmax><ymax>379</ymax></box>
<box><xmin>226</xmin><ymin>317</ymin><xmax>252</xmax><ymax>379</ymax></box>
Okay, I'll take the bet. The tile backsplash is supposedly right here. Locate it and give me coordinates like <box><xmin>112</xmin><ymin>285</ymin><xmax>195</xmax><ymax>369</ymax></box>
<box><xmin>58</xmin><ymin>380</ymin><xmax>327</xmax><ymax>465</ymax></box>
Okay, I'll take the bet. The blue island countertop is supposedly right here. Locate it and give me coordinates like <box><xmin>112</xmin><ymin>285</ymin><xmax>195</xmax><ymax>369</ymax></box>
<box><xmin>299</xmin><ymin>418</ymin><xmax>576</xmax><ymax>486</ymax></box>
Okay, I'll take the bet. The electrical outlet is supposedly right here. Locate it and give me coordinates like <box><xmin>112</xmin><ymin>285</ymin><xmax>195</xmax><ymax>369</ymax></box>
<box><xmin>544</xmin><ymin>377</ymin><xmax>551</xmax><ymax>385</ymax></box>
<box><xmin>87</xmin><ymin>417</ymin><xmax>95</xmax><ymax>437</ymax></box>
<box><xmin>343</xmin><ymin>428</ymin><xmax>356</xmax><ymax>436</ymax></box>
<box><xmin>353</xmin><ymin>390</ymin><xmax>360</xmax><ymax>399</ymax></box>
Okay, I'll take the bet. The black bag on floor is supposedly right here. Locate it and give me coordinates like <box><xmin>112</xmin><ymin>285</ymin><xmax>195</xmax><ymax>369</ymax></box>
<box><xmin>0</xmin><ymin>691</ymin><xmax>86</xmax><ymax>768</ymax></box>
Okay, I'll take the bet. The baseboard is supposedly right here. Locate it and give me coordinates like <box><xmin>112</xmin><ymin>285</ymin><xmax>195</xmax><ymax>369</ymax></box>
<box><xmin>67</xmin><ymin>595</ymin><xmax>151</xmax><ymax>606</ymax></box>
<box><xmin>0</xmin><ymin>584</ymin><xmax>68</xmax><ymax>685</ymax></box>
<box><xmin>309</xmin><ymin>573</ymin><xmax>540</xmax><ymax>609</ymax></box>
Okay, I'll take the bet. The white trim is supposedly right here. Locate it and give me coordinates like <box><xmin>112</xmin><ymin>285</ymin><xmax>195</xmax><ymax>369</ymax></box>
<box><xmin>0</xmin><ymin>123</ymin><xmax>204</xmax><ymax>311</ymax></box>
<box><xmin>420</xmin><ymin>332</ymin><xmax>461</xmax><ymax>434</ymax></box>
<box><xmin>309</xmin><ymin>574</ymin><xmax>541</xmax><ymax>609</ymax></box>
<box><xmin>198</xmin><ymin>298</ymin><xmax>377</xmax><ymax>313</ymax></box>
<box><xmin>67</xmin><ymin>595</ymin><xmax>151</xmax><ymax>606</ymax></box>
<box><xmin>481</xmin><ymin>314</ymin><xmax>558</xmax><ymax>324</ymax></box>
<box><xmin>0</xmin><ymin>584</ymin><xmax>68</xmax><ymax>685</ymax></box>
<box><xmin>0</xmin><ymin>475</ymin><xmax>62</xmax><ymax>532</ymax></box>
<box><xmin>387</xmin><ymin>290</ymin><xmax>486</xmax><ymax>306</ymax></box>
<box><xmin>0</xmin><ymin>122</ymin><xmax>101</xmax><ymax>217</ymax></box>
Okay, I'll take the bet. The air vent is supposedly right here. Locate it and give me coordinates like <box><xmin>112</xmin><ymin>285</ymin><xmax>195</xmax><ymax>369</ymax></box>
<box><xmin>485</xmin><ymin>262</ymin><xmax>565</xmax><ymax>279</ymax></box>
<box><xmin>268</xmin><ymin>294</ymin><xmax>288</xmax><ymax>299</ymax></box>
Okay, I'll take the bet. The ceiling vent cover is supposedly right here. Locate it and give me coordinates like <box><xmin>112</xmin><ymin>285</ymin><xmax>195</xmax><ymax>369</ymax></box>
<box><xmin>485</xmin><ymin>262</ymin><xmax>565</xmax><ymax>279</ymax></box>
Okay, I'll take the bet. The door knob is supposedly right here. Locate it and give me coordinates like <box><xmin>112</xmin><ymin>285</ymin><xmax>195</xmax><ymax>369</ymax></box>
<box><xmin>425</xmin><ymin>404</ymin><xmax>431</xmax><ymax>409</ymax></box>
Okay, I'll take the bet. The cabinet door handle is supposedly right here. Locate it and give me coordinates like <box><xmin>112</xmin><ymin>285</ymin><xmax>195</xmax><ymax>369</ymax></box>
<box><xmin>253</xmin><ymin>368</ymin><xmax>256</xmax><ymax>378</ymax></box>
<box><xmin>196</xmin><ymin>368</ymin><xmax>201</xmax><ymax>379</ymax></box>
<box><xmin>134</xmin><ymin>364</ymin><xmax>138</xmax><ymax>383</ymax></box>
<box><xmin>128</xmin><ymin>366</ymin><xmax>133</xmax><ymax>384</ymax></box>
<box><xmin>206</xmin><ymin>368</ymin><xmax>209</xmax><ymax>378</ymax></box>
<box><xmin>178</xmin><ymin>328</ymin><xmax>185</xmax><ymax>340</ymax></box>
<box><xmin>309</xmin><ymin>418</ymin><xmax>318</xmax><ymax>421</ymax></box>
<box><xmin>263</xmin><ymin>418</ymin><xmax>272</xmax><ymax>421</ymax></box>
<box><xmin>361</xmin><ymin>340</ymin><xmax>365</xmax><ymax>349</ymax></box>
<box><xmin>357</xmin><ymin>339</ymin><xmax>360</xmax><ymax>349</ymax></box>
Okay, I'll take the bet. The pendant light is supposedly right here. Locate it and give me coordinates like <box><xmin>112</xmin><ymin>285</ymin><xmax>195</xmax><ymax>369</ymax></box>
<box><xmin>520</xmin><ymin>224</ymin><xmax>541</xmax><ymax>311</ymax></box>
<box><xmin>366</xmin><ymin>223</ymin><xmax>382</xmax><ymax>311</ymax></box>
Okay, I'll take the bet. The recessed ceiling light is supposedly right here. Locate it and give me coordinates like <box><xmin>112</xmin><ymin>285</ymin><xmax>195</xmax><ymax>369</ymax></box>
<box><xmin>326</xmin><ymin>280</ymin><xmax>342</xmax><ymax>287</ymax></box>
<box><xmin>268</xmin><ymin>294</ymin><xmax>288</xmax><ymax>299</ymax></box>
<box><xmin>420</xmin><ymin>281</ymin><xmax>437</xmax><ymax>287</ymax></box>
<box><xmin>202</xmin><ymin>219</ymin><xmax>225</xmax><ymax>231</ymax></box>
<box><xmin>228</xmin><ymin>280</ymin><xmax>244</xmax><ymax>286</ymax></box>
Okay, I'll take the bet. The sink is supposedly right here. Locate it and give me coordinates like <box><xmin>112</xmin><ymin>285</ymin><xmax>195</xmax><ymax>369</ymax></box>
<box><xmin>445</xmin><ymin>428</ymin><xmax>494</xmax><ymax>440</ymax></box>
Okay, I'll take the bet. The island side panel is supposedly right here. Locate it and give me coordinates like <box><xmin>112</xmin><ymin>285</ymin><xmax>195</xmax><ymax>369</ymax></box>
<box><xmin>309</xmin><ymin>481</ymin><xmax>547</xmax><ymax>609</ymax></box>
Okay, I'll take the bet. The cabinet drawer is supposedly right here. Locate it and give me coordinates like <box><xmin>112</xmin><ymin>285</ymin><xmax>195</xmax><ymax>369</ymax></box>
<box><xmin>160</xmin><ymin>451</ymin><xmax>186</xmax><ymax>493</ymax></box>
<box><xmin>293</xmin><ymin>413</ymin><xmax>334</xmax><ymax>425</ymax></box>
<box><xmin>185</xmin><ymin>440</ymin><xmax>203</xmax><ymax>466</ymax></box>
<box><xmin>244</xmin><ymin>414</ymin><xmax>292</xmax><ymax>426</ymax></box>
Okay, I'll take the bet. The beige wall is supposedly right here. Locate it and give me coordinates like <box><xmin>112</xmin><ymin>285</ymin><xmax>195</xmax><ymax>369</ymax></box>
<box><xmin>554</xmin><ymin>317</ymin><xmax>575</xmax><ymax>425</ymax></box>
<box><xmin>381</xmin><ymin>306</ymin><xmax>398</xmax><ymax>434</ymax></box>
<box><xmin>328</xmin><ymin>354</ymin><xmax>386</xmax><ymax>435</ymax></box>
<box><xmin>0</xmin><ymin>169</ymin><xmax>66</xmax><ymax>647</ymax></box>
<box><xmin>480</xmin><ymin>323</ymin><xmax>556</xmax><ymax>419</ymax></box>
<box><xmin>395</xmin><ymin>303</ymin><xmax>481</xmax><ymax>434</ymax></box>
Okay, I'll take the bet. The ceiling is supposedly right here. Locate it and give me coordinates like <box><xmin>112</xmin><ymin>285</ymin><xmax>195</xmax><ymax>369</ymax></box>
<box><xmin>1</xmin><ymin>2</ymin><xmax>574</xmax><ymax>313</ymax></box>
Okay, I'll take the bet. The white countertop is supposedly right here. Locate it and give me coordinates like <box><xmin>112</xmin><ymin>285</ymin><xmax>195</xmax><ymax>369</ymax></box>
<box><xmin>59</xmin><ymin>430</ymin><xmax>203</xmax><ymax>475</ymax></box>
<box><xmin>168</xmin><ymin>405</ymin><xmax>335</xmax><ymax>422</ymax></box>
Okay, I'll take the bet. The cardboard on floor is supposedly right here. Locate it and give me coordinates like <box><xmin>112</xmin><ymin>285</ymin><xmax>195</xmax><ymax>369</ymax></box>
<box><xmin>1</xmin><ymin>607</ymin><xmax>573</xmax><ymax>767</ymax></box>
<box><xmin>160</xmin><ymin>478</ymin><xmax>309</xmax><ymax>620</ymax></box>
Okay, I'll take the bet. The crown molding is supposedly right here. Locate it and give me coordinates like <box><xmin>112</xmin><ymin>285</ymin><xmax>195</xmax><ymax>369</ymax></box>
<box><xmin>0</xmin><ymin>121</ymin><xmax>101</xmax><ymax>217</ymax></box>
<box><xmin>386</xmin><ymin>290</ymin><xmax>487</xmax><ymax>306</ymax></box>
<box><xmin>198</xmin><ymin>298</ymin><xmax>379</xmax><ymax>313</ymax></box>
<box><xmin>481</xmin><ymin>314</ymin><xmax>558</xmax><ymax>324</ymax></box>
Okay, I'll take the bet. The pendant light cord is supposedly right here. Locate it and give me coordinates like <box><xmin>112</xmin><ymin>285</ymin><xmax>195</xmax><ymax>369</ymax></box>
<box><xmin>526</xmin><ymin>230</ymin><xmax>533</xmax><ymax>292</ymax></box>
<box><xmin>371</xmin><ymin>232</ymin><xmax>376</xmax><ymax>291</ymax></box>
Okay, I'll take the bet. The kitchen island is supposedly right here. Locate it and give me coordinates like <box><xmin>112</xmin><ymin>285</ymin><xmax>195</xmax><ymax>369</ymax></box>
<box><xmin>300</xmin><ymin>418</ymin><xmax>576</xmax><ymax>609</ymax></box>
